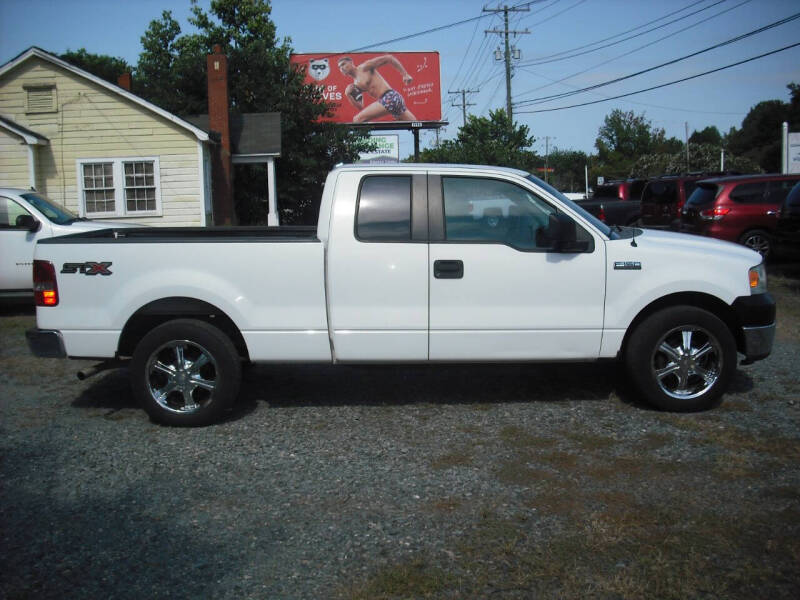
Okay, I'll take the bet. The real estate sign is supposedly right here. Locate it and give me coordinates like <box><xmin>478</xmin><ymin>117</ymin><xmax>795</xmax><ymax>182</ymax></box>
<box><xmin>789</xmin><ymin>132</ymin><xmax>800</xmax><ymax>174</ymax></box>
<box><xmin>358</xmin><ymin>134</ymin><xmax>399</xmax><ymax>162</ymax></box>
<box><xmin>290</xmin><ymin>52</ymin><xmax>441</xmax><ymax>124</ymax></box>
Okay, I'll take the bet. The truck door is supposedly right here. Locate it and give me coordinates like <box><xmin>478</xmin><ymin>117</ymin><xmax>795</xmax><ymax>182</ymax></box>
<box><xmin>326</xmin><ymin>171</ymin><xmax>429</xmax><ymax>361</ymax></box>
<box><xmin>428</xmin><ymin>174</ymin><xmax>606</xmax><ymax>360</ymax></box>
<box><xmin>0</xmin><ymin>196</ymin><xmax>52</xmax><ymax>293</ymax></box>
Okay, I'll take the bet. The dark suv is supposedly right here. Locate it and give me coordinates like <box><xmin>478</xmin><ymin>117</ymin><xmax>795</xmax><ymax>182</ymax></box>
<box><xmin>774</xmin><ymin>180</ymin><xmax>800</xmax><ymax>253</ymax></box>
<box><xmin>680</xmin><ymin>173</ymin><xmax>800</xmax><ymax>257</ymax></box>
<box><xmin>640</xmin><ymin>173</ymin><xmax>734</xmax><ymax>229</ymax></box>
<box><xmin>594</xmin><ymin>178</ymin><xmax>646</xmax><ymax>202</ymax></box>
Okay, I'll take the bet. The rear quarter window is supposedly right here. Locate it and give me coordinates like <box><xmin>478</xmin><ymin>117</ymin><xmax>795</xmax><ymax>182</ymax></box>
<box><xmin>356</xmin><ymin>176</ymin><xmax>411</xmax><ymax>241</ymax></box>
<box><xmin>729</xmin><ymin>182</ymin><xmax>767</xmax><ymax>204</ymax></box>
<box><xmin>686</xmin><ymin>184</ymin><xmax>719</xmax><ymax>206</ymax></box>
<box><xmin>642</xmin><ymin>181</ymin><xmax>677</xmax><ymax>204</ymax></box>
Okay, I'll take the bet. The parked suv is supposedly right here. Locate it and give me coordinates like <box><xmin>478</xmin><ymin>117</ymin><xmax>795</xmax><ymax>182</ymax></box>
<box><xmin>680</xmin><ymin>173</ymin><xmax>800</xmax><ymax>257</ymax></box>
<box><xmin>774</xmin><ymin>180</ymin><xmax>800</xmax><ymax>253</ymax></box>
<box><xmin>594</xmin><ymin>178</ymin><xmax>646</xmax><ymax>202</ymax></box>
<box><xmin>640</xmin><ymin>173</ymin><xmax>735</xmax><ymax>229</ymax></box>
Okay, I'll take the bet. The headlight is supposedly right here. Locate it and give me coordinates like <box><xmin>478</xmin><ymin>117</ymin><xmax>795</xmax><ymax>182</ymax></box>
<box><xmin>749</xmin><ymin>262</ymin><xmax>767</xmax><ymax>294</ymax></box>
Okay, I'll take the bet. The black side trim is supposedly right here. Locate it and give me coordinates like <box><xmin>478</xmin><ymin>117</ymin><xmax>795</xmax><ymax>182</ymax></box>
<box><xmin>732</xmin><ymin>293</ymin><xmax>776</xmax><ymax>328</ymax></box>
<box><xmin>38</xmin><ymin>226</ymin><xmax>319</xmax><ymax>244</ymax></box>
<box><xmin>427</xmin><ymin>174</ymin><xmax>445</xmax><ymax>242</ymax></box>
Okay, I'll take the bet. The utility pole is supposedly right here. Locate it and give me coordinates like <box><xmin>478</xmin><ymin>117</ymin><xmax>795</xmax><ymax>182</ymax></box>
<box><xmin>544</xmin><ymin>135</ymin><xmax>556</xmax><ymax>184</ymax></box>
<box><xmin>685</xmin><ymin>121</ymin><xmax>690</xmax><ymax>172</ymax></box>
<box><xmin>449</xmin><ymin>89</ymin><xmax>478</xmax><ymax>126</ymax></box>
<box><xmin>484</xmin><ymin>4</ymin><xmax>529</xmax><ymax>125</ymax></box>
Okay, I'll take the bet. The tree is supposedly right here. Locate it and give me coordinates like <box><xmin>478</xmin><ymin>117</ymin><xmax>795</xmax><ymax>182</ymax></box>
<box><xmin>418</xmin><ymin>109</ymin><xmax>536</xmax><ymax>169</ymax></box>
<box><xmin>59</xmin><ymin>48</ymin><xmax>131</xmax><ymax>85</ymax></box>
<box><xmin>689</xmin><ymin>125</ymin><xmax>722</xmax><ymax>147</ymax></box>
<box><xmin>136</xmin><ymin>0</ymin><xmax>372</xmax><ymax>224</ymax></box>
<box><xmin>595</xmin><ymin>109</ymin><xmax>676</xmax><ymax>178</ymax></box>
<box><xmin>630</xmin><ymin>144</ymin><xmax>760</xmax><ymax>178</ymax></box>
<box><xmin>531</xmin><ymin>148</ymin><xmax>588</xmax><ymax>192</ymax></box>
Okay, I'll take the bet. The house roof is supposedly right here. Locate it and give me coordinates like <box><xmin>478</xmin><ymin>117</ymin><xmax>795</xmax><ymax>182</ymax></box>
<box><xmin>0</xmin><ymin>47</ymin><xmax>211</xmax><ymax>143</ymax></box>
<box><xmin>0</xmin><ymin>114</ymin><xmax>49</xmax><ymax>145</ymax></box>
<box><xmin>186</xmin><ymin>113</ymin><xmax>281</xmax><ymax>156</ymax></box>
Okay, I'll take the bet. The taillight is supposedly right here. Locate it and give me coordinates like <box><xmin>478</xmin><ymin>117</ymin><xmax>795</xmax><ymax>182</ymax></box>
<box><xmin>33</xmin><ymin>260</ymin><xmax>59</xmax><ymax>306</ymax></box>
<box><xmin>700</xmin><ymin>207</ymin><xmax>731</xmax><ymax>221</ymax></box>
<box><xmin>598</xmin><ymin>205</ymin><xmax>606</xmax><ymax>222</ymax></box>
<box><xmin>676</xmin><ymin>199</ymin><xmax>685</xmax><ymax>217</ymax></box>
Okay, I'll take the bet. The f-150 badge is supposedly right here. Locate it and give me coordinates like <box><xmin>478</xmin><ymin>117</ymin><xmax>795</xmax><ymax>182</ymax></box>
<box><xmin>614</xmin><ymin>261</ymin><xmax>641</xmax><ymax>270</ymax></box>
<box><xmin>61</xmin><ymin>262</ymin><xmax>113</xmax><ymax>276</ymax></box>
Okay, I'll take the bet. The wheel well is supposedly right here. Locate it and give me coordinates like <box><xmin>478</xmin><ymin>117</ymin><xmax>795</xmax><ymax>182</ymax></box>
<box><xmin>117</xmin><ymin>297</ymin><xmax>249</xmax><ymax>360</ymax></box>
<box><xmin>620</xmin><ymin>292</ymin><xmax>744</xmax><ymax>358</ymax></box>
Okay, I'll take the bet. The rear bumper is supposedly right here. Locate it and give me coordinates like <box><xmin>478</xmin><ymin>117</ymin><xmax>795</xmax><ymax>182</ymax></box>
<box><xmin>26</xmin><ymin>328</ymin><xmax>67</xmax><ymax>358</ymax></box>
<box><xmin>732</xmin><ymin>294</ymin><xmax>776</xmax><ymax>362</ymax></box>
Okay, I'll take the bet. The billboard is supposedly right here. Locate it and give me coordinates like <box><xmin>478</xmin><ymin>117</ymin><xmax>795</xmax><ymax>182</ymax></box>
<box><xmin>290</xmin><ymin>52</ymin><xmax>441</xmax><ymax>124</ymax></box>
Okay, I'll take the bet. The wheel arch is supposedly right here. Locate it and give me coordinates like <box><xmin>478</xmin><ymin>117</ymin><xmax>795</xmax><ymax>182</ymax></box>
<box><xmin>117</xmin><ymin>297</ymin><xmax>249</xmax><ymax>360</ymax></box>
<box><xmin>620</xmin><ymin>292</ymin><xmax>743</xmax><ymax>358</ymax></box>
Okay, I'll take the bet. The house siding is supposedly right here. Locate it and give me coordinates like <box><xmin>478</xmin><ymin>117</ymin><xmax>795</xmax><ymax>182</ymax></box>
<box><xmin>0</xmin><ymin>57</ymin><xmax>204</xmax><ymax>226</ymax></box>
<box><xmin>0</xmin><ymin>129</ymin><xmax>29</xmax><ymax>188</ymax></box>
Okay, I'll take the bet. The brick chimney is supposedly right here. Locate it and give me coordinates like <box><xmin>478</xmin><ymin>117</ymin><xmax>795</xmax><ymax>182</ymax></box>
<box><xmin>117</xmin><ymin>72</ymin><xmax>132</xmax><ymax>91</ymax></box>
<box><xmin>207</xmin><ymin>44</ymin><xmax>235</xmax><ymax>225</ymax></box>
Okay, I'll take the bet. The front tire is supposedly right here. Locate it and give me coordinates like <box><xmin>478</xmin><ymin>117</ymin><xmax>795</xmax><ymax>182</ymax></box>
<box><xmin>625</xmin><ymin>306</ymin><xmax>736</xmax><ymax>412</ymax></box>
<box><xmin>131</xmin><ymin>319</ymin><xmax>241</xmax><ymax>426</ymax></box>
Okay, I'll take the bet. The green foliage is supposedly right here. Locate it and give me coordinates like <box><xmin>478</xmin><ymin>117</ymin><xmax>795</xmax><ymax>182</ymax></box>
<box><xmin>418</xmin><ymin>109</ymin><xmax>536</xmax><ymax>169</ymax></box>
<box><xmin>135</xmin><ymin>0</ymin><xmax>372</xmax><ymax>224</ymax></box>
<box><xmin>689</xmin><ymin>125</ymin><xmax>722</xmax><ymax>147</ymax></box>
<box><xmin>530</xmin><ymin>148</ymin><xmax>589</xmax><ymax>192</ymax></box>
<box><xmin>630</xmin><ymin>144</ymin><xmax>760</xmax><ymax>178</ymax></box>
<box><xmin>594</xmin><ymin>109</ymin><xmax>676</xmax><ymax>179</ymax></box>
<box><xmin>58</xmin><ymin>48</ymin><xmax>131</xmax><ymax>85</ymax></box>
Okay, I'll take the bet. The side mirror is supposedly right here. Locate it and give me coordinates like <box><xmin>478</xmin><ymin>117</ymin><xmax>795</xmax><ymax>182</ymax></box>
<box><xmin>16</xmin><ymin>214</ymin><xmax>41</xmax><ymax>233</ymax></box>
<box><xmin>547</xmin><ymin>212</ymin><xmax>589</xmax><ymax>253</ymax></box>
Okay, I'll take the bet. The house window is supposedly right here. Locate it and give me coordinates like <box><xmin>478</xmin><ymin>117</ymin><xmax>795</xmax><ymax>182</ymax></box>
<box><xmin>24</xmin><ymin>84</ymin><xmax>57</xmax><ymax>113</ymax></box>
<box><xmin>77</xmin><ymin>157</ymin><xmax>161</xmax><ymax>218</ymax></box>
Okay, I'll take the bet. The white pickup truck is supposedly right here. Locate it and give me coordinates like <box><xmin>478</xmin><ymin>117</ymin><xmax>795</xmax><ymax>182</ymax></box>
<box><xmin>27</xmin><ymin>164</ymin><xmax>775</xmax><ymax>426</ymax></box>
<box><xmin>1</xmin><ymin>188</ymin><xmax>135</xmax><ymax>299</ymax></box>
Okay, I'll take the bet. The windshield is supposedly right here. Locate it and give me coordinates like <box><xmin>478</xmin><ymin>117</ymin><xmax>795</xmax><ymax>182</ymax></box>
<box><xmin>526</xmin><ymin>174</ymin><xmax>613</xmax><ymax>238</ymax></box>
<box><xmin>21</xmin><ymin>193</ymin><xmax>79</xmax><ymax>225</ymax></box>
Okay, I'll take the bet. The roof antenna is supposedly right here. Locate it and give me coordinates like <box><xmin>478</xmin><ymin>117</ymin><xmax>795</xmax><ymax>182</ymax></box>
<box><xmin>630</xmin><ymin>225</ymin><xmax>638</xmax><ymax>247</ymax></box>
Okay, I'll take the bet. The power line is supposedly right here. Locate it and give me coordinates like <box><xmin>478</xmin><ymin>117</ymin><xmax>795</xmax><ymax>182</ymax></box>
<box><xmin>515</xmin><ymin>41</ymin><xmax>800</xmax><ymax>114</ymax></box>
<box><xmin>514</xmin><ymin>0</ymin><xmax>752</xmax><ymax>101</ymax></box>
<box><xmin>519</xmin><ymin>0</ymin><xmax>728</xmax><ymax>67</ymax></box>
<box><xmin>522</xmin><ymin>0</ymin><xmax>709</xmax><ymax>63</ymax></box>
<box><xmin>514</xmin><ymin>11</ymin><xmax>800</xmax><ymax>107</ymax></box>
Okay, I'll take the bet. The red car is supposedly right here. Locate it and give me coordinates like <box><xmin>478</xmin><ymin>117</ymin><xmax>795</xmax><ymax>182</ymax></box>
<box><xmin>680</xmin><ymin>173</ymin><xmax>800</xmax><ymax>257</ymax></box>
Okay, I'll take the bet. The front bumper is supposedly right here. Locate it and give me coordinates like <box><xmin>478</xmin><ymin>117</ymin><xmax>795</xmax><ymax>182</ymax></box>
<box><xmin>732</xmin><ymin>294</ymin><xmax>776</xmax><ymax>362</ymax></box>
<box><xmin>26</xmin><ymin>328</ymin><xmax>67</xmax><ymax>358</ymax></box>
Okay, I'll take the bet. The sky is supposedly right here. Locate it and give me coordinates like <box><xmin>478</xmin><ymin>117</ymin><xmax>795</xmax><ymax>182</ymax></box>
<box><xmin>1</xmin><ymin>0</ymin><xmax>798</xmax><ymax>162</ymax></box>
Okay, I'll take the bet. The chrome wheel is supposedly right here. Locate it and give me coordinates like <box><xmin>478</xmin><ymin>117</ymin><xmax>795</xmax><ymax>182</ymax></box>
<box><xmin>145</xmin><ymin>340</ymin><xmax>218</xmax><ymax>414</ymax></box>
<box><xmin>651</xmin><ymin>325</ymin><xmax>722</xmax><ymax>400</ymax></box>
<box><xmin>742</xmin><ymin>233</ymin><xmax>770</xmax><ymax>257</ymax></box>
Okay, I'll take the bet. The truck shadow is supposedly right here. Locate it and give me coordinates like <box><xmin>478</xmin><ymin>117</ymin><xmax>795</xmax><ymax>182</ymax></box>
<box><xmin>72</xmin><ymin>360</ymin><xmax>754</xmax><ymax>422</ymax></box>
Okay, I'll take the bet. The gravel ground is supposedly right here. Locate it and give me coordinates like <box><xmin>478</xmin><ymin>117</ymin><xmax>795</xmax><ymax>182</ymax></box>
<box><xmin>1</xmin><ymin>262</ymin><xmax>799</xmax><ymax>599</ymax></box>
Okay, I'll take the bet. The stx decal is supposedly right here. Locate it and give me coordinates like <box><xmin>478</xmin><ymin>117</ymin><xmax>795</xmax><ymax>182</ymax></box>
<box><xmin>61</xmin><ymin>262</ymin><xmax>113</xmax><ymax>276</ymax></box>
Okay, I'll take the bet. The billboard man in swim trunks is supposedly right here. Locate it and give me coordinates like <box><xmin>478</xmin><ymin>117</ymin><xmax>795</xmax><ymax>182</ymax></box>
<box><xmin>338</xmin><ymin>55</ymin><xmax>418</xmax><ymax>122</ymax></box>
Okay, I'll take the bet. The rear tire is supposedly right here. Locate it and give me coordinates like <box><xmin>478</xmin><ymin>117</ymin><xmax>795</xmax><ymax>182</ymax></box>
<box><xmin>738</xmin><ymin>229</ymin><xmax>772</xmax><ymax>258</ymax></box>
<box><xmin>131</xmin><ymin>319</ymin><xmax>241</xmax><ymax>426</ymax></box>
<box><xmin>624</xmin><ymin>306</ymin><xmax>736</xmax><ymax>412</ymax></box>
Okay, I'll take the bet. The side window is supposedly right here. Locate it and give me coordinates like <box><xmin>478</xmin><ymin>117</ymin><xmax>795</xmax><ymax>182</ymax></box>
<box><xmin>356</xmin><ymin>176</ymin><xmax>411</xmax><ymax>241</ymax></box>
<box><xmin>442</xmin><ymin>177</ymin><xmax>584</xmax><ymax>251</ymax></box>
<box><xmin>0</xmin><ymin>197</ymin><xmax>32</xmax><ymax>229</ymax></box>
<box><xmin>765</xmin><ymin>179</ymin><xmax>800</xmax><ymax>204</ymax></box>
<box><xmin>730</xmin><ymin>182</ymin><xmax>767</xmax><ymax>204</ymax></box>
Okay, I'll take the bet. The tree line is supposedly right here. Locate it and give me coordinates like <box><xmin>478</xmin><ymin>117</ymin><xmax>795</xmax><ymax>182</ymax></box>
<box><xmin>58</xmin><ymin>0</ymin><xmax>800</xmax><ymax>219</ymax></box>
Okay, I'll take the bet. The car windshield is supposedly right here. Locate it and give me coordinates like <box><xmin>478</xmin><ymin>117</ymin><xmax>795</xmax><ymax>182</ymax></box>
<box><xmin>686</xmin><ymin>184</ymin><xmax>719</xmax><ymax>206</ymax></box>
<box><xmin>21</xmin><ymin>193</ymin><xmax>79</xmax><ymax>225</ymax></box>
<box><xmin>526</xmin><ymin>174</ymin><xmax>614</xmax><ymax>238</ymax></box>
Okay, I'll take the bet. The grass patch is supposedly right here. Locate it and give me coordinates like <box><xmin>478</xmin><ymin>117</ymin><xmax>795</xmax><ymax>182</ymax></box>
<box><xmin>563</xmin><ymin>430</ymin><xmax>618</xmax><ymax>451</ymax></box>
<box><xmin>496</xmin><ymin>458</ymin><xmax>557</xmax><ymax>486</ymax></box>
<box><xmin>637</xmin><ymin>431</ymin><xmax>675</xmax><ymax>450</ymax></box>
<box><xmin>341</xmin><ymin>557</ymin><xmax>455</xmax><ymax>600</ymax></box>
<box><xmin>430</xmin><ymin>451</ymin><xmax>473</xmax><ymax>470</ymax></box>
<box><xmin>498</xmin><ymin>425</ymin><xmax>557</xmax><ymax>449</ymax></box>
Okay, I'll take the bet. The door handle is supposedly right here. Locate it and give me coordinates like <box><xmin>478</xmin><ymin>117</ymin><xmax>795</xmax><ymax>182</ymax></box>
<box><xmin>766</xmin><ymin>210</ymin><xmax>778</xmax><ymax>216</ymax></box>
<box><xmin>434</xmin><ymin>259</ymin><xmax>464</xmax><ymax>279</ymax></box>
